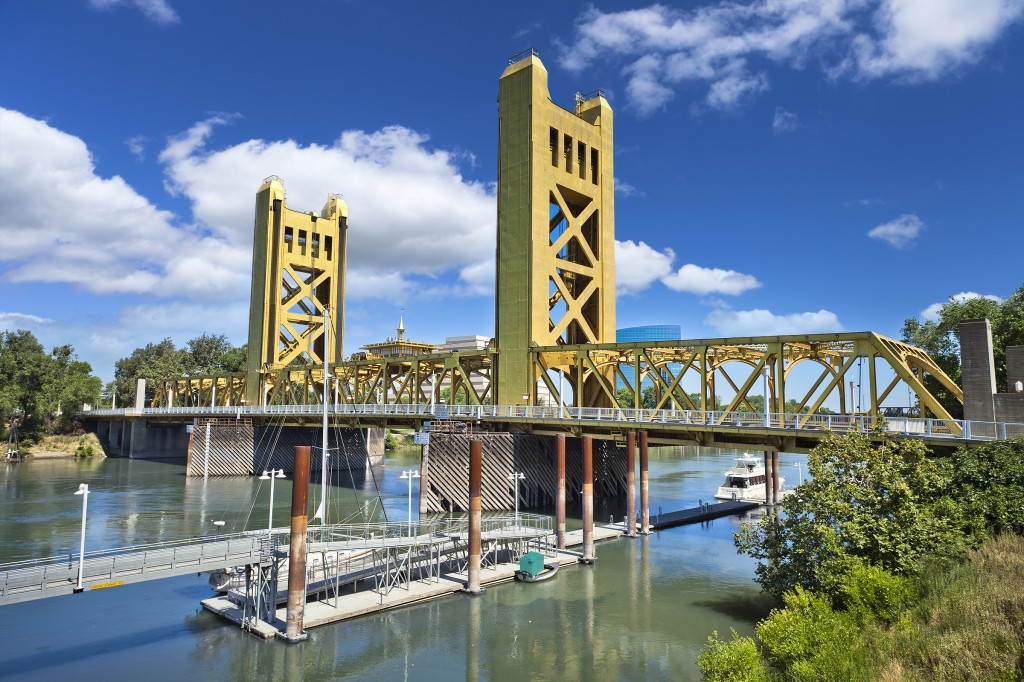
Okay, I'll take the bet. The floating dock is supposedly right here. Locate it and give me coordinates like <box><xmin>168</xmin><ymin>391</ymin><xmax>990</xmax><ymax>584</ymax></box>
<box><xmin>648</xmin><ymin>501</ymin><xmax>760</xmax><ymax>530</ymax></box>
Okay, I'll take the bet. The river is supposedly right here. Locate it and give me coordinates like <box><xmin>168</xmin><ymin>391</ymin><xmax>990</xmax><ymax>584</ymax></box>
<box><xmin>0</xmin><ymin>447</ymin><xmax>803</xmax><ymax>681</ymax></box>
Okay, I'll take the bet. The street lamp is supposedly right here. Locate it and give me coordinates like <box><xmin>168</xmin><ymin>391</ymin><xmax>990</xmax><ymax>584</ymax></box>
<box><xmin>259</xmin><ymin>469</ymin><xmax>286</xmax><ymax>532</ymax></box>
<box><xmin>399</xmin><ymin>469</ymin><xmax>420</xmax><ymax>536</ymax></box>
<box><xmin>793</xmin><ymin>462</ymin><xmax>803</xmax><ymax>486</ymax></box>
<box><xmin>73</xmin><ymin>483</ymin><xmax>89</xmax><ymax>592</ymax></box>
<box><xmin>508</xmin><ymin>471</ymin><xmax>525</xmax><ymax>526</ymax></box>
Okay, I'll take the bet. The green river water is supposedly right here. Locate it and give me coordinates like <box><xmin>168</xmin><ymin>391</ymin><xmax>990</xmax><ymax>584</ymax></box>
<box><xmin>0</xmin><ymin>447</ymin><xmax>804</xmax><ymax>681</ymax></box>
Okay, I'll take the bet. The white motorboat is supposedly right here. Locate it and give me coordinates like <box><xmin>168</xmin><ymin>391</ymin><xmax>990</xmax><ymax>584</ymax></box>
<box><xmin>713</xmin><ymin>453</ymin><xmax>784</xmax><ymax>503</ymax></box>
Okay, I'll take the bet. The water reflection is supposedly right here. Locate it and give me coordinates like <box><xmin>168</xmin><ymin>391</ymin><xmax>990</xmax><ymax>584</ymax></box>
<box><xmin>0</xmin><ymin>447</ymin><xmax>801</xmax><ymax>680</ymax></box>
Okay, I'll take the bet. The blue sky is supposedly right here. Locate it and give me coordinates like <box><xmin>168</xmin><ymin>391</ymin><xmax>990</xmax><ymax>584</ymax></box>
<box><xmin>1</xmin><ymin>0</ymin><xmax>1022</xmax><ymax>383</ymax></box>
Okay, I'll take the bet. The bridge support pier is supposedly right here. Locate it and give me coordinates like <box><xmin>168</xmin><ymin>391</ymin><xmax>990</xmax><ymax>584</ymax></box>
<box><xmin>582</xmin><ymin>436</ymin><xmax>595</xmax><ymax>564</ymax></box>
<box><xmin>625</xmin><ymin>431</ymin><xmax>636</xmax><ymax>537</ymax></box>
<box><xmin>640</xmin><ymin>431</ymin><xmax>650</xmax><ymax>534</ymax></box>
<box><xmin>282</xmin><ymin>445</ymin><xmax>310</xmax><ymax>643</ymax></box>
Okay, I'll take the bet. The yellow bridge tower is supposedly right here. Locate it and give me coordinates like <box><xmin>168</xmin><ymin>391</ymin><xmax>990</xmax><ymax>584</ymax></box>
<box><xmin>245</xmin><ymin>177</ymin><xmax>349</xmax><ymax>405</ymax></box>
<box><xmin>495</xmin><ymin>49</ymin><xmax>617</xmax><ymax>406</ymax></box>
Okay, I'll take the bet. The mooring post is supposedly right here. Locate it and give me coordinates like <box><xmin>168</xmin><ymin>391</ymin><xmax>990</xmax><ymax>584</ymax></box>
<box><xmin>466</xmin><ymin>438</ymin><xmax>483</xmax><ymax>594</ymax></box>
<box><xmin>763</xmin><ymin>450</ymin><xmax>774</xmax><ymax>505</ymax></box>
<box><xmin>283</xmin><ymin>445</ymin><xmax>310</xmax><ymax>642</ymax></box>
<box><xmin>640</xmin><ymin>431</ymin><xmax>650</xmax><ymax>534</ymax></box>
<box><xmin>625</xmin><ymin>431</ymin><xmax>636</xmax><ymax>537</ymax></box>
<box><xmin>582</xmin><ymin>435</ymin><xmax>595</xmax><ymax>564</ymax></box>
<box><xmin>772</xmin><ymin>450</ymin><xmax>781</xmax><ymax>505</ymax></box>
<box><xmin>556</xmin><ymin>433</ymin><xmax>566</xmax><ymax>550</ymax></box>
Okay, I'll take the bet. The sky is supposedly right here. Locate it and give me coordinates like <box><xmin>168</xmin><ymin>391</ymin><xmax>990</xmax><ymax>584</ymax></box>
<box><xmin>1</xmin><ymin>0</ymin><xmax>1022</xmax><ymax>385</ymax></box>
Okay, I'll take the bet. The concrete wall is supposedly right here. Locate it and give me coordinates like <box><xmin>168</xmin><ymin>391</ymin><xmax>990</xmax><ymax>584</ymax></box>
<box><xmin>960</xmin><ymin>319</ymin><xmax>996</xmax><ymax>422</ymax></box>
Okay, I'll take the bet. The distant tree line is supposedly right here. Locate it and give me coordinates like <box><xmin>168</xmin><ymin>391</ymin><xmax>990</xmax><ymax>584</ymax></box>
<box><xmin>0</xmin><ymin>330</ymin><xmax>102</xmax><ymax>443</ymax></box>
<box><xmin>108</xmin><ymin>334</ymin><xmax>246</xmax><ymax>407</ymax></box>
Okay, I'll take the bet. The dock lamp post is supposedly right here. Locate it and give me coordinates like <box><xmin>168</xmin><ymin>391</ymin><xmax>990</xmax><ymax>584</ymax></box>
<box><xmin>259</xmin><ymin>469</ymin><xmax>286</xmax><ymax>532</ymax></box>
<box><xmin>793</xmin><ymin>462</ymin><xmax>803</xmax><ymax>486</ymax></box>
<box><xmin>400</xmin><ymin>469</ymin><xmax>420</xmax><ymax>536</ymax></box>
<box><xmin>508</xmin><ymin>471</ymin><xmax>525</xmax><ymax>526</ymax></box>
<box><xmin>73</xmin><ymin>483</ymin><xmax>89</xmax><ymax>593</ymax></box>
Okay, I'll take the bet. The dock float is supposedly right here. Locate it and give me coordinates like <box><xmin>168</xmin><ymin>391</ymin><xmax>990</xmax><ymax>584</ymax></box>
<box><xmin>648</xmin><ymin>501</ymin><xmax>760</xmax><ymax>530</ymax></box>
<box><xmin>201</xmin><ymin>524</ymin><xmax>623</xmax><ymax>639</ymax></box>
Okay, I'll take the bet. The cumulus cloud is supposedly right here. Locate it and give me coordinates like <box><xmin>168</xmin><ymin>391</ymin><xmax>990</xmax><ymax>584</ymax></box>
<box><xmin>661</xmin><ymin>263</ymin><xmax>761</xmax><ymax>296</ymax></box>
<box><xmin>921</xmin><ymin>292</ymin><xmax>1004</xmax><ymax>320</ymax></box>
<box><xmin>558</xmin><ymin>1</ymin><xmax>1023</xmax><ymax>115</ymax></box>
<box><xmin>158</xmin><ymin>115</ymin><xmax>497</xmax><ymax>300</ymax></box>
<box><xmin>868</xmin><ymin>213</ymin><xmax>925</xmax><ymax>248</ymax></box>
<box><xmin>705</xmin><ymin>307</ymin><xmax>843</xmax><ymax>336</ymax></box>
<box><xmin>0</xmin><ymin>312</ymin><xmax>54</xmax><ymax>330</ymax></box>
<box><xmin>615</xmin><ymin>240</ymin><xmax>675</xmax><ymax>295</ymax></box>
<box><xmin>772</xmin><ymin>107</ymin><xmax>800</xmax><ymax>135</ymax></box>
<box><xmin>88</xmin><ymin>0</ymin><xmax>179</xmax><ymax>24</ymax></box>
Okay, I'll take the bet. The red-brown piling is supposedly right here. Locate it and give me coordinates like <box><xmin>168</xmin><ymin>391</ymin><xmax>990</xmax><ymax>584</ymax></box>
<box><xmin>582</xmin><ymin>435</ymin><xmax>595</xmax><ymax>563</ymax></box>
<box><xmin>772</xmin><ymin>450</ymin><xmax>781</xmax><ymax>505</ymax></box>
<box><xmin>625</xmin><ymin>431</ymin><xmax>636</xmax><ymax>537</ymax></box>
<box><xmin>639</xmin><ymin>431</ymin><xmax>650</xmax><ymax>534</ymax></box>
<box><xmin>763</xmin><ymin>451</ymin><xmax>774</xmax><ymax>505</ymax></box>
<box><xmin>284</xmin><ymin>445</ymin><xmax>310</xmax><ymax>642</ymax></box>
<box><xmin>556</xmin><ymin>433</ymin><xmax>566</xmax><ymax>549</ymax></box>
<box><xmin>467</xmin><ymin>439</ymin><xmax>483</xmax><ymax>594</ymax></box>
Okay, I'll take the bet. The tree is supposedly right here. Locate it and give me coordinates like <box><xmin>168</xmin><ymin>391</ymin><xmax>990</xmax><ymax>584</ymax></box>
<box><xmin>901</xmin><ymin>283</ymin><xmax>1024</xmax><ymax>418</ymax></box>
<box><xmin>942</xmin><ymin>438</ymin><xmax>1024</xmax><ymax>539</ymax></box>
<box><xmin>182</xmin><ymin>334</ymin><xmax>234</xmax><ymax>375</ymax></box>
<box><xmin>735</xmin><ymin>430</ymin><xmax>961</xmax><ymax>599</ymax></box>
<box><xmin>111</xmin><ymin>338</ymin><xmax>184</xmax><ymax>407</ymax></box>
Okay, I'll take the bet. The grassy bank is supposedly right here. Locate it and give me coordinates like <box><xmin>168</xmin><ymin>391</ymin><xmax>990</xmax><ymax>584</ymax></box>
<box><xmin>27</xmin><ymin>433</ymin><xmax>105</xmax><ymax>457</ymax></box>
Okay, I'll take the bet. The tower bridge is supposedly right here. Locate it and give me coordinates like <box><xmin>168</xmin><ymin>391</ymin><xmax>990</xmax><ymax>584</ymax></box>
<box><xmin>83</xmin><ymin>49</ymin><xmax>1022</xmax><ymax>495</ymax></box>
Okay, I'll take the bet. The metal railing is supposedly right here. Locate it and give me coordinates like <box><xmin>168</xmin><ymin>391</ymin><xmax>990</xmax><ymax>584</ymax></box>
<box><xmin>508</xmin><ymin>47</ymin><xmax>539</xmax><ymax>65</ymax></box>
<box><xmin>83</xmin><ymin>403</ymin><xmax>1024</xmax><ymax>443</ymax></box>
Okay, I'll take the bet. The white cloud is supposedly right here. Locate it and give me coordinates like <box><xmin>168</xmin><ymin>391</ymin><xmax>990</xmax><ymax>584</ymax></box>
<box><xmin>851</xmin><ymin>0</ymin><xmax>1024</xmax><ymax>79</ymax></box>
<box><xmin>158</xmin><ymin>116</ymin><xmax>497</xmax><ymax>301</ymax></box>
<box><xmin>661</xmin><ymin>263</ymin><xmax>761</xmax><ymax>296</ymax></box>
<box><xmin>0</xmin><ymin>312</ymin><xmax>54</xmax><ymax>330</ymax></box>
<box><xmin>615</xmin><ymin>240</ymin><xmax>675</xmax><ymax>295</ymax></box>
<box><xmin>125</xmin><ymin>135</ymin><xmax>146</xmax><ymax>160</ymax></box>
<box><xmin>88</xmin><ymin>0</ymin><xmax>179</xmax><ymax>24</ymax></box>
<box><xmin>868</xmin><ymin>213</ymin><xmax>925</xmax><ymax>248</ymax></box>
<box><xmin>614</xmin><ymin>178</ymin><xmax>643</xmax><ymax>197</ymax></box>
<box><xmin>705</xmin><ymin>308</ymin><xmax>843</xmax><ymax>336</ymax></box>
<box><xmin>772</xmin><ymin>107</ymin><xmax>800</xmax><ymax>135</ymax></box>
<box><xmin>921</xmin><ymin>292</ymin><xmax>1004</xmax><ymax>320</ymax></box>
<box><xmin>0</xmin><ymin>107</ymin><xmax>200</xmax><ymax>296</ymax></box>
<box><xmin>558</xmin><ymin>1</ymin><xmax>1023</xmax><ymax>115</ymax></box>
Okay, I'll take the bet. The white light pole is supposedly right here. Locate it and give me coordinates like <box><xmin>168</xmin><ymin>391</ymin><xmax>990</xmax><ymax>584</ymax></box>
<box><xmin>399</xmin><ymin>469</ymin><xmax>420</xmax><ymax>536</ymax></box>
<box><xmin>508</xmin><ymin>471</ymin><xmax>525</xmax><ymax>526</ymax></box>
<box><xmin>73</xmin><ymin>483</ymin><xmax>89</xmax><ymax>592</ymax></box>
<box><xmin>259</xmin><ymin>469</ymin><xmax>286</xmax><ymax>531</ymax></box>
<box><xmin>793</xmin><ymin>462</ymin><xmax>803</xmax><ymax>486</ymax></box>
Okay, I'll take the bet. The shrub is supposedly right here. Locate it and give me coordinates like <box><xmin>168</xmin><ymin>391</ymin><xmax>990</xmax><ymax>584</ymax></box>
<box><xmin>697</xmin><ymin>629</ymin><xmax>768</xmax><ymax>682</ymax></box>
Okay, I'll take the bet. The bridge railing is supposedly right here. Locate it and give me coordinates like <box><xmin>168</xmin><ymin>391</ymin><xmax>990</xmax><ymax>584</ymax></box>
<box><xmin>82</xmin><ymin>404</ymin><xmax>1024</xmax><ymax>442</ymax></box>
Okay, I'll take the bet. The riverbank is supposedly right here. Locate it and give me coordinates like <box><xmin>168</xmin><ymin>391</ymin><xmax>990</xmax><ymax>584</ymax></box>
<box><xmin>21</xmin><ymin>433</ymin><xmax>105</xmax><ymax>459</ymax></box>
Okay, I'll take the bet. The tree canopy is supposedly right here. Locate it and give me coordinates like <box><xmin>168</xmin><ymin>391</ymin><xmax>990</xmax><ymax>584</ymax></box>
<box><xmin>0</xmin><ymin>330</ymin><xmax>101</xmax><ymax>442</ymax></box>
<box><xmin>902</xmin><ymin>283</ymin><xmax>1024</xmax><ymax>418</ymax></box>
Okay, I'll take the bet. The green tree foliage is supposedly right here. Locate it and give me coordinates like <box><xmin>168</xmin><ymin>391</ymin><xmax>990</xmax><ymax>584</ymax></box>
<box><xmin>735</xmin><ymin>431</ymin><xmax>960</xmax><ymax>599</ymax></box>
<box><xmin>942</xmin><ymin>438</ymin><xmax>1024</xmax><ymax>539</ymax></box>
<box><xmin>0</xmin><ymin>330</ymin><xmax>101</xmax><ymax>440</ymax></box>
<box><xmin>696</xmin><ymin>630</ymin><xmax>768</xmax><ymax>682</ymax></box>
<box><xmin>901</xmin><ymin>283</ymin><xmax>1024</xmax><ymax>418</ymax></box>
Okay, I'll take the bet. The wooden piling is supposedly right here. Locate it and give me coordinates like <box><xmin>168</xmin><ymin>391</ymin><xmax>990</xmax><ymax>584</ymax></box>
<box><xmin>772</xmin><ymin>450</ymin><xmax>781</xmax><ymax>505</ymax></box>
<box><xmin>625</xmin><ymin>431</ymin><xmax>636</xmax><ymax>537</ymax></box>
<box><xmin>555</xmin><ymin>433</ymin><xmax>566</xmax><ymax>549</ymax></box>
<box><xmin>467</xmin><ymin>439</ymin><xmax>483</xmax><ymax>594</ymax></box>
<box><xmin>763</xmin><ymin>451</ymin><xmax>774</xmax><ymax>505</ymax></box>
<box><xmin>284</xmin><ymin>445</ymin><xmax>310</xmax><ymax>642</ymax></box>
<box><xmin>639</xmin><ymin>431</ymin><xmax>650</xmax><ymax>534</ymax></box>
<box><xmin>582</xmin><ymin>435</ymin><xmax>595</xmax><ymax>563</ymax></box>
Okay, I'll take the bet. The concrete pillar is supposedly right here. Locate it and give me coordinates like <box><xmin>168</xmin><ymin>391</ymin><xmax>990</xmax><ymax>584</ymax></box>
<box><xmin>772</xmin><ymin>450</ymin><xmax>781</xmax><ymax>505</ymax></box>
<box><xmin>960</xmin><ymin>319</ymin><xmax>997</xmax><ymax>423</ymax></box>
<box><xmin>582</xmin><ymin>435</ymin><xmax>595</xmax><ymax>563</ymax></box>
<box><xmin>639</xmin><ymin>431</ymin><xmax>650</xmax><ymax>534</ymax></box>
<box><xmin>555</xmin><ymin>433</ymin><xmax>566</xmax><ymax>549</ymax></box>
<box><xmin>625</xmin><ymin>431</ymin><xmax>636</xmax><ymax>537</ymax></box>
<box><xmin>466</xmin><ymin>439</ymin><xmax>483</xmax><ymax>594</ymax></box>
<box><xmin>134</xmin><ymin>378</ymin><xmax>146</xmax><ymax>409</ymax></box>
<box><xmin>284</xmin><ymin>445</ymin><xmax>310</xmax><ymax>642</ymax></box>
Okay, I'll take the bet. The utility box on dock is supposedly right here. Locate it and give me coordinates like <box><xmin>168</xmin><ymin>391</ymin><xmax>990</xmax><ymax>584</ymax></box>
<box><xmin>519</xmin><ymin>551</ymin><xmax>545</xmax><ymax>578</ymax></box>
